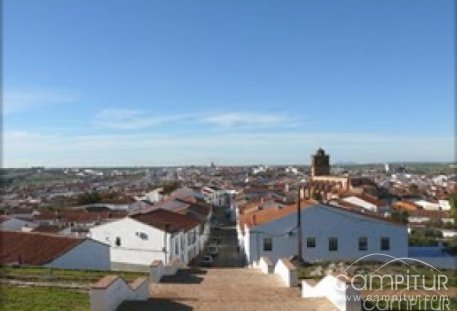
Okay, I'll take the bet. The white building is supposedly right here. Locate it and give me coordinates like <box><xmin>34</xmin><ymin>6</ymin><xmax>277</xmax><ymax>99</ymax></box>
<box><xmin>135</xmin><ymin>188</ymin><xmax>164</xmax><ymax>204</ymax></box>
<box><xmin>414</xmin><ymin>200</ymin><xmax>441</xmax><ymax>211</ymax></box>
<box><xmin>340</xmin><ymin>194</ymin><xmax>390</xmax><ymax>213</ymax></box>
<box><xmin>89</xmin><ymin>208</ymin><xmax>204</xmax><ymax>268</ymax></box>
<box><xmin>238</xmin><ymin>201</ymin><xmax>408</xmax><ymax>265</ymax></box>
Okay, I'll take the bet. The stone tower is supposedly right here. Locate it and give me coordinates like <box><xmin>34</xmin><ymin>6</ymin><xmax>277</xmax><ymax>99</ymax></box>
<box><xmin>311</xmin><ymin>148</ymin><xmax>330</xmax><ymax>177</ymax></box>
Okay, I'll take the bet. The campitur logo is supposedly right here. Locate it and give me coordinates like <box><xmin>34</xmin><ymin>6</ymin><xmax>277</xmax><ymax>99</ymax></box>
<box><xmin>333</xmin><ymin>253</ymin><xmax>451</xmax><ymax>311</ymax></box>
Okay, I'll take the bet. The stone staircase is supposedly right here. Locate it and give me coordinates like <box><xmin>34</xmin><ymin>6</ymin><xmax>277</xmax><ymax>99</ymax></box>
<box><xmin>118</xmin><ymin>268</ymin><xmax>338</xmax><ymax>311</ymax></box>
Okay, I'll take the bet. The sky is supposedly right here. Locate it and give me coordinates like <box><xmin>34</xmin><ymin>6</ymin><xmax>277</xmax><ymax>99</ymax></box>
<box><xmin>3</xmin><ymin>0</ymin><xmax>455</xmax><ymax>167</ymax></box>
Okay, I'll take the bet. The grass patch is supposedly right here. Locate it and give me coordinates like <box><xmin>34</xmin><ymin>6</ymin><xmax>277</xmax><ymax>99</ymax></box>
<box><xmin>1</xmin><ymin>266</ymin><xmax>148</xmax><ymax>284</ymax></box>
<box><xmin>0</xmin><ymin>285</ymin><xmax>90</xmax><ymax>311</ymax></box>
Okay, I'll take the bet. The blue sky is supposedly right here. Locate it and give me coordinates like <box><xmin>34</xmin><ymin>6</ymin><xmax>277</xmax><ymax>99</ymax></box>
<box><xmin>3</xmin><ymin>0</ymin><xmax>455</xmax><ymax>167</ymax></box>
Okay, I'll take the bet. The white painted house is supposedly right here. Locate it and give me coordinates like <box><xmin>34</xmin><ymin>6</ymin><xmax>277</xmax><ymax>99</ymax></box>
<box><xmin>89</xmin><ymin>209</ymin><xmax>203</xmax><ymax>268</ymax></box>
<box><xmin>238</xmin><ymin>201</ymin><xmax>408</xmax><ymax>266</ymax></box>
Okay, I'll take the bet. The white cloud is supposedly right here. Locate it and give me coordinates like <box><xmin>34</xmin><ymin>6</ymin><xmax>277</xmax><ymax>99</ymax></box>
<box><xmin>92</xmin><ymin>109</ymin><xmax>192</xmax><ymax>130</ymax></box>
<box><xmin>93</xmin><ymin>109</ymin><xmax>296</xmax><ymax>130</ymax></box>
<box><xmin>202</xmin><ymin>112</ymin><xmax>292</xmax><ymax>127</ymax></box>
<box><xmin>3</xmin><ymin>130</ymin><xmax>454</xmax><ymax>167</ymax></box>
<box><xmin>3</xmin><ymin>89</ymin><xmax>78</xmax><ymax>114</ymax></box>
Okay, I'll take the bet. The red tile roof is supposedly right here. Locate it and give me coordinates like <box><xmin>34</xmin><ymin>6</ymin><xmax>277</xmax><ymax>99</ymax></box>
<box><xmin>130</xmin><ymin>208</ymin><xmax>201</xmax><ymax>233</ymax></box>
<box><xmin>0</xmin><ymin>231</ymin><xmax>84</xmax><ymax>265</ymax></box>
<box><xmin>239</xmin><ymin>200</ymin><xmax>317</xmax><ymax>229</ymax></box>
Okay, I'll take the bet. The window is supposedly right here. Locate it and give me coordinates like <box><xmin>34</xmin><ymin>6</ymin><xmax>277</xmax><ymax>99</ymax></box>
<box><xmin>329</xmin><ymin>237</ymin><xmax>338</xmax><ymax>251</ymax></box>
<box><xmin>358</xmin><ymin>237</ymin><xmax>368</xmax><ymax>251</ymax></box>
<box><xmin>263</xmin><ymin>237</ymin><xmax>273</xmax><ymax>251</ymax></box>
<box><xmin>115</xmin><ymin>237</ymin><xmax>121</xmax><ymax>247</ymax></box>
<box><xmin>174</xmin><ymin>239</ymin><xmax>179</xmax><ymax>256</ymax></box>
<box><xmin>135</xmin><ymin>232</ymin><xmax>148</xmax><ymax>240</ymax></box>
<box><xmin>380</xmin><ymin>237</ymin><xmax>390</xmax><ymax>251</ymax></box>
<box><xmin>307</xmin><ymin>237</ymin><xmax>316</xmax><ymax>248</ymax></box>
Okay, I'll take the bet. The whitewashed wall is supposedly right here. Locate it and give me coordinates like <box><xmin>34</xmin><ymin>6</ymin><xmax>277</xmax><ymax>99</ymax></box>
<box><xmin>90</xmin><ymin>217</ymin><xmax>201</xmax><ymax>267</ymax></box>
<box><xmin>274</xmin><ymin>258</ymin><xmax>298</xmax><ymax>287</ymax></box>
<box><xmin>90</xmin><ymin>218</ymin><xmax>169</xmax><ymax>266</ymax></box>
<box><xmin>90</xmin><ymin>277</ymin><xmax>148</xmax><ymax>311</ymax></box>
<box><xmin>258</xmin><ymin>256</ymin><xmax>274</xmax><ymax>274</ymax></box>
<box><xmin>302</xmin><ymin>275</ymin><xmax>361</xmax><ymax>311</ymax></box>
<box><xmin>246</xmin><ymin>204</ymin><xmax>408</xmax><ymax>265</ymax></box>
<box><xmin>46</xmin><ymin>239</ymin><xmax>110</xmax><ymax>270</ymax></box>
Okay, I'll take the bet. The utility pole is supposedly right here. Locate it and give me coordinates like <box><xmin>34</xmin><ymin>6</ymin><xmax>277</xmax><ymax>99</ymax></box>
<box><xmin>297</xmin><ymin>186</ymin><xmax>302</xmax><ymax>259</ymax></box>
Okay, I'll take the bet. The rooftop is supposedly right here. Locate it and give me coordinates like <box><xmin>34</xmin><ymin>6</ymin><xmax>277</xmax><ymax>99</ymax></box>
<box><xmin>0</xmin><ymin>231</ymin><xmax>84</xmax><ymax>265</ymax></box>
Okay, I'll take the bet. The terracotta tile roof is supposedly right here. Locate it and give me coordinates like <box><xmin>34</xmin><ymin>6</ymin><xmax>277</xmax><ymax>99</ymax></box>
<box><xmin>239</xmin><ymin>200</ymin><xmax>317</xmax><ymax>229</ymax></box>
<box><xmin>176</xmin><ymin>200</ymin><xmax>212</xmax><ymax>221</ymax></box>
<box><xmin>0</xmin><ymin>231</ymin><xmax>84</xmax><ymax>265</ymax></box>
<box><xmin>408</xmin><ymin>209</ymin><xmax>450</xmax><ymax>218</ymax></box>
<box><xmin>394</xmin><ymin>200</ymin><xmax>420</xmax><ymax>211</ymax></box>
<box><xmin>130</xmin><ymin>208</ymin><xmax>201</xmax><ymax>233</ymax></box>
<box><xmin>34</xmin><ymin>210</ymin><xmax>128</xmax><ymax>223</ymax></box>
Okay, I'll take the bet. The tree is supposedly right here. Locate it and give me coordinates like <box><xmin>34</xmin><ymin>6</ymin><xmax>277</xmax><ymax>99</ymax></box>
<box><xmin>77</xmin><ymin>191</ymin><xmax>101</xmax><ymax>205</ymax></box>
<box><xmin>450</xmin><ymin>190</ymin><xmax>457</xmax><ymax>224</ymax></box>
<box><xmin>391</xmin><ymin>209</ymin><xmax>409</xmax><ymax>224</ymax></box>
<box><xmin>161</xmin><ymin>181</ymin><xmax>180</xmax><ymax>195</ymax></box>
<box><xmin>408</xmin><ymin>184</ymin><xmax>419</xmax><ymax>195</ymax></box>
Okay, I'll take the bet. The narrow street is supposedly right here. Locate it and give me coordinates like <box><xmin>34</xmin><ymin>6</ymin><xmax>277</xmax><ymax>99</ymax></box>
<box><xmin>209</xmin><ymin>204</ymin><xmax>245</xmax><ymax>268</ymax></box>
<box><xmin>190</xmin><ymin>204</ymin><xmax>245</xmax><ymax>268</ymax></box>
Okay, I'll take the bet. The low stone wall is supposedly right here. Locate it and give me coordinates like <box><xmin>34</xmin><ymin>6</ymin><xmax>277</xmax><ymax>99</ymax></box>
<box><xmin>150</xmin><ymin>260</ymin><xmax>165</xmax><ymax>283</ymax></box>
<box><xmin>274</xmin><ymin>257</ymin><xmax>298</xmax><ymax>287</ymax></box>
<box><xmin>259</xmin><ymin>256</ymin><xmax>274</xmax><ymax>274</ymax></box>
<box><xmin>90</xmin><ymin>275</ymin><xmax>148</xmax><ymax>311</ymax></box>
<box><xmin>164</xmin><ymin>258</ymin><xmax>182</xmax><ymax>276</ymax></box>
<box><xmin>302</xmin><ymin>274</ymin><xmax>361</xmax><ymax>311</ymax></box>
<box><xmin>150</xmin><ymin>258</ymin><xmax>183</xmax><ymax>283</ymax></box>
